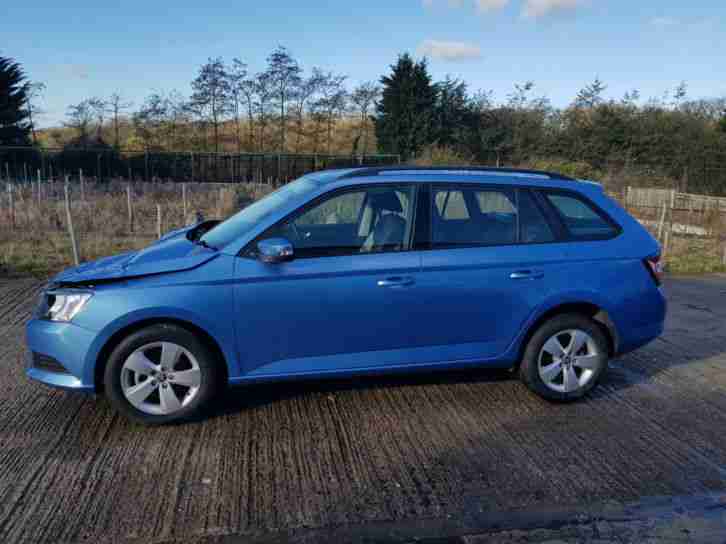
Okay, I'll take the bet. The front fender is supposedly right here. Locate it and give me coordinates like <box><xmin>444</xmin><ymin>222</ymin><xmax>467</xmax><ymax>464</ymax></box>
<box><xmin>82</xmin><ymin>306</ymin><xmax>240</xmax><ymax>385</ymax></box>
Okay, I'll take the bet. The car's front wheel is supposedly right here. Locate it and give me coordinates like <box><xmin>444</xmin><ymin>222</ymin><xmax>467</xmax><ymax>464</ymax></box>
<box><xmin>519</xmin><ymin>314</ymin><xmax>609</xmax><ymax>401</ymax></box>
<box><xmin>104</xmin><ymin>324</ymin><xmax>221</xmax><ymax>424</ymax></box>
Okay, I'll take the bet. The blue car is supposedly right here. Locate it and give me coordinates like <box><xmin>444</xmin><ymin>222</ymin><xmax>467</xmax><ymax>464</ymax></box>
<box><xmin>26</xmin><ymin>167</ymin><xmax>666</xmax><ymax>424</ymax></box>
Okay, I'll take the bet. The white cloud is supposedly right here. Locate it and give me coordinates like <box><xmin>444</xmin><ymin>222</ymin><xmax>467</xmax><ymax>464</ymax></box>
<box><xmin>522</xmin><ymin>0</ymin><xmax>587</xmax><ymax>18</ymax></box>
<box><xmin>650</xmin><ymin>16</ymin><xmax>679</xmax><ymax>27</ymax></box>
<box><xmin>418</xmin><ymin>40</ymin><xmax>482</xmax><ymax>61</ymax></box>
<box><xmin>476</xmin><ymin>0</ymin><xmax>510</xmax><ymax>12</ymax></box>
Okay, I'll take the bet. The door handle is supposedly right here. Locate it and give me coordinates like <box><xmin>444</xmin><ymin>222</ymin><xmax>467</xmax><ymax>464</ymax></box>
<box><xmin>377</xmin><ymin>276</ymin><xmax>415</xmax><ymax>288</ymax></box>
<box><xmin>509</xmin><ymin>270</ymin><xmax>544</xmax><ymax>280</ymax></box>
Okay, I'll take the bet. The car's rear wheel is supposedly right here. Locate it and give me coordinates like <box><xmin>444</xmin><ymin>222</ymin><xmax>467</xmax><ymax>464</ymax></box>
<box><xmin>104</xmin><ymin>324</ymin><xmax>221</xmax><ymax>424</ymax></box>
<box><xmin>519</xmin><ymin>314</ymin><xmax>609</xmax><ymax>401</ymax></box>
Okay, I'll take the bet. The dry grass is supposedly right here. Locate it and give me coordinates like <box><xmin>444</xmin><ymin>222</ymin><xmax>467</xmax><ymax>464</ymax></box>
<box><xmin>1</xmin><ymin>177</ymin><xmax>724</xmax><ymax>277</ymax></box>
<box><xmin>0</xmin><ymin>181</ymin><xmax>272</xmax><ymax>276</ymax></box>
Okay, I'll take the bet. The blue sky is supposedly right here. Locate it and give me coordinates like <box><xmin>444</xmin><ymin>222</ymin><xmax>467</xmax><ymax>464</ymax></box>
<box><xmin>4</xmin><ymin>0</ymin><xmax>725</xmax><ymax>127</ymax></box>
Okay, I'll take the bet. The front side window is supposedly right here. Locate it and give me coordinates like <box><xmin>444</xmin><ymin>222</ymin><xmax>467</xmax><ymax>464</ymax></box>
<box><xmin>262</xmin><ymin>185</ymin><xmax>415</xmax><ymax>259</ymax></box>
<box><xmin>543</xmin><ymin>191</ymin><xmax>617</xmax><ymax>239</ymax></box>
<box><xmin>432</xmin><ymin>186</ymin><xmax>517</xmax><ymax>247</ymax></box>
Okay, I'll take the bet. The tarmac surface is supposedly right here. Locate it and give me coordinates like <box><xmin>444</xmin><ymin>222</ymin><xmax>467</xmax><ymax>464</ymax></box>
<box><xmin>1</xmin><ymin>275</ymin><xmax>726</xmax><ymax>543</ymax></box>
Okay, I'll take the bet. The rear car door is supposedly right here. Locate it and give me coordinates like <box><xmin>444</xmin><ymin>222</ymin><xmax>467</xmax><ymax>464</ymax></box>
<box><xmin>416</xmin><ymin>183</ymin><xmax>566</xmax><ymax>362</ymax></box>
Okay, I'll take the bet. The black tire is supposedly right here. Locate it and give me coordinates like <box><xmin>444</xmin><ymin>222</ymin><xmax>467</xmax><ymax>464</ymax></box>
<box><xmin>104</xmin><ymin>324</ymin><xmax>222</xmax><ymax>425</ymax></box>
<box><xmin>519</xmin><ymin>313</ymin><xmax>609</xmax><ymax>402</ymax></box>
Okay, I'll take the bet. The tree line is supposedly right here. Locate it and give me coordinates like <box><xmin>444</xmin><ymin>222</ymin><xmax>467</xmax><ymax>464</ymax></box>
<box><xmin>58</xmin><ymin>47</ymin><xmax>380</xmax><ymax>157</ymax></box>
<box><xmin>376</xmin><ymin>54</ymin><xmax>726</xmax><ymax>191</ymax></box>
<box><xmin>3</xmin><ymin>49</ymin><xmax>726</xmax><ymax>192</ymax></box>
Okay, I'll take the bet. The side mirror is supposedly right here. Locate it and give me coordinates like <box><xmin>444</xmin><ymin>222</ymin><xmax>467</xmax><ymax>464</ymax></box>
<box><xmin>257</xmin><ymin>238</ymin><xmax>294</xmax><ymax>264</ymax></box>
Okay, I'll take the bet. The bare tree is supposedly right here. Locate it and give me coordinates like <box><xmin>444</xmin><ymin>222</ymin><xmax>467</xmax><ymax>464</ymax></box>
<box><xmin>314</xmin><ymin>72</ymin><xmax>348</xmax><ymax>154</ymax></box>
<box><xmin>265</xmin><ymin>46</ymin><xmax>301</xmax><ymax>152</ymax></box>
<box><xmin>190</xmin><ymin>57</ymin><xmax>231</xmax><ymax>152</ymax></box>
<box><xmin>350</xmin><ymin>81</ymin><xmax>381</xmax><ymax>155</ymax></box>
<box><xmin>239</xmin><ymin>77</ymin><xmax>257</xmax><ymax>151</ymax></box>
<box><xmin>254</xmin><ymin>71</ymin><xmax>274</xmax><ymax>152</ymax></box>
<box><xmin>133</xmin><ymin>92</ymin><xmax>168</xmax><ymax>150</ymax></box>
<box><xmin>25</xmin><ymin>82</ymin><xmax>46</xmax><ymax>145</ymax></box>
<box><xmin>87</xmin><ymin>97</ymin><xmax>109</xmax><ymax>142</ymax></box>
<box><xmin>228</xmin><ymin>58</ymin><xmax>248</xmax><ymax>153</ymax></box>
<box><xmin>108</xmin><ymin>92</ymin><xmax>133</xmax><ymax>149</ymax></box>
<box><xmin>291</xmin><ymin>68</ymin><xmax>325</xmax><ymax>153</ymax></box>
<box><xmin>65</xmin><ymin>99</ymin><xmax>95</xmax><ymax>147</ymax></box>
<box><xmin>162</xmin><ymin>90</ymin><xmax>189</xmax><ymax>149</ymax></box>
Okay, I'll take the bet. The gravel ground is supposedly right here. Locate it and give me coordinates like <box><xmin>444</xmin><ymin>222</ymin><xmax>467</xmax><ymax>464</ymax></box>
<box><xmin>1</xmin><ymin>275</ymin><xmax>725</xmax><ymax>544</ymax></box>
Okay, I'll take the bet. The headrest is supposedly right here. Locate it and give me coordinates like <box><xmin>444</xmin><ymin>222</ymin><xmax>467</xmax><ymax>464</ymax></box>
<box><xmin>369</xmin><ymin>191</ymin><xmax>403</xmax><ymax>213</ymax></box>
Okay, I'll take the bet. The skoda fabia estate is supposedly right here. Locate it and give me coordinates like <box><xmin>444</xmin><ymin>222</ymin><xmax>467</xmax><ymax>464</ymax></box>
<box><xmin>26</xmin><ymin>167</ymin><xmax>666</xmax><ymax>424</ymax></box>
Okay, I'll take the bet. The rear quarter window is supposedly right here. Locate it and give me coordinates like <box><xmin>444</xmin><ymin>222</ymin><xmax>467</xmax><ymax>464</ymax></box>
<box><xmin>543</xmin><ymin>191</ymin><xmax>618</xmax><ymax>239</ymax></box>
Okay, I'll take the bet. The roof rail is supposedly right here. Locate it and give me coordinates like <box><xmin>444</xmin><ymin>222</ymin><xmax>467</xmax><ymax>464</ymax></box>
<box><xmin>337</xmin><ymin>166</ymin><xmax>575</xmax><ymax>181</ymax></box>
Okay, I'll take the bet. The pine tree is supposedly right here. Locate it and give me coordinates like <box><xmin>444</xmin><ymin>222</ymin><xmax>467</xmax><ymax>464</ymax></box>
<box><xmin>0</xmin><ymin>55</ymin><xmax>31</xmax><ymax>146</ymax></box>
<box><xmin>375</xmin><ymin>53</ymin><xmax>437</xmax><ymax>161</ymax></box>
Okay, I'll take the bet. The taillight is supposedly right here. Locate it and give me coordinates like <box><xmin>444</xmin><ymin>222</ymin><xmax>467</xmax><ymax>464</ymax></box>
<box><xmin>644</xmin><ymin>255</ymin><xmax>664</xmax><ymax>286</ymax></box>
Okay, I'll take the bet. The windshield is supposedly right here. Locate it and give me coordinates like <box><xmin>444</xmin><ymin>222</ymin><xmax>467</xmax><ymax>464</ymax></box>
<box><xmin>200</xmin><ymin>173</ymin><xmax>335</xmax><ymax>250</ymax></box>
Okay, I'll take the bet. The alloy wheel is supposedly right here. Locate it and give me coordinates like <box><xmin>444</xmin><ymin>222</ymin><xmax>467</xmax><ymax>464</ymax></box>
<box><xmin>537</xmin><ymin>329</ymin><xmax>600</xmax><ymax>394</ymax></box>
<box><xmin>120</xmin><ymin>341</ymin><xmax>202</xmax><ymax>415</ymax></box>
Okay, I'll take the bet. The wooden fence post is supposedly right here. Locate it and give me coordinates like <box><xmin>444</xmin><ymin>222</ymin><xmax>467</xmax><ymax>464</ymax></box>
<box><xmin>182</xmin><ymin>182</ymin><xmax>188</xmax><ymax>221</ymax></box>
<box><xmin>7</xmin><ymin>183</ymin><xmax>15</xmax><ymax>230</ymax></box>
<box><xmin>657</xmin><ymin>202</ymin><xmax>667</xmax><ymax>241</ymax></box>
<box><xmin>36</xmin><ymin>169</ymin><xmax>41</xmax><ymax>207</ymax></box>
<box><xmin>79</xmin><ymin>168</ymin><xmax>85</xmax><ymax>202</ymax></box>
<box><xmin>126</xmin><ymin>184</ymin><xmax>134</xmax><ymax>233</ymax></box>
<box><xmin>157</xmin><ymin>204</ymin><xmax>162</xmax><ymax>239</ymax></box>
<box><xmin>64</xmin><ymin>177</ymin><xmax>80</xmax><ymax>266</ymax></box>
<box><xmin>663</xmin><ymin>230</ymin><xmax>670</xmax><ymax>259</ymax></box>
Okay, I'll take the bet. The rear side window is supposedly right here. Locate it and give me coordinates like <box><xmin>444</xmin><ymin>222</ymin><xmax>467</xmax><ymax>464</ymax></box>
<box><xmin>518</xmin><ymin>190</ymin><xmax>555</xmax><ymax>243</ymax></box>
<box><xmin>543</xmin><ymin>192</ymin><xmax>617</xmax><ymax>239</ymax></box>
<box><xmin>435</xmin><ymin>190</ymin><xmax>469</xmax><ymax>219</ymax></box>
<box><xmin>432</xmin><ymin>186</ymin><xmax>517</xmax><ymax>247</ymax></box>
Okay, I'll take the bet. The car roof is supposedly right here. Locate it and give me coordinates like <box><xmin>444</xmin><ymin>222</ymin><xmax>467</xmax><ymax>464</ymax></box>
<box><xmin>314</xmin><ymin>166</ymin><xmax>594</xmax><ymax>188</ymax></box>
<box><xmin>335</xmin><ymin>166</ymin><xmax>575</xmax><ymax>182</ymax></box>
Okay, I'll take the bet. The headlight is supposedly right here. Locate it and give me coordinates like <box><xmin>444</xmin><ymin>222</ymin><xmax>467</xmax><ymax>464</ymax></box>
<box><xmin>45</xmin><ymin>292</ymin><xmax>93</xmax><ymax>322</ymax></box>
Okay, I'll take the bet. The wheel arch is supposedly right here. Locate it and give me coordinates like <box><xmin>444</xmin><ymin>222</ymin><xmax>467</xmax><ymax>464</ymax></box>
<box><xmin>93</xmin><ymin>317</ymin><xmax>229</xmax><ymax>393</ymax></box>
<box><xmin>515</xmin><ymin>302</ymin><xmax>618</xmax><ymax>367</ymax></box>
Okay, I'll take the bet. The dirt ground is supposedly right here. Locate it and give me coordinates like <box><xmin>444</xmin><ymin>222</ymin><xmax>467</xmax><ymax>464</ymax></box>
<box><xmin>1</xmin><ymin>276</ymin><xmax>726</xmax><ymax>544</ymax></box>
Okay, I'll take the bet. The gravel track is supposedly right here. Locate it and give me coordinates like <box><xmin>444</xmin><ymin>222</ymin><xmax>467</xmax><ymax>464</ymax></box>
<box><xmin>0</xmin><ymin>276</ymin><xmax>725</xmax><ymax>543</ymax></box>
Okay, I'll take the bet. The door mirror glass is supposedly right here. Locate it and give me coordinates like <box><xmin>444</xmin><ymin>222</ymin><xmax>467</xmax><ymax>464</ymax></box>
<box><xmin>257</xmin><ymin>238</ymin><xmax>294</xmax><ymax>264</ymax></box>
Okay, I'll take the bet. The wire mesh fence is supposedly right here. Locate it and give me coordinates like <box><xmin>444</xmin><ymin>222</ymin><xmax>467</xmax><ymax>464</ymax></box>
<box><xmin>0</xmin><ymin>146</ymin><xmax>401</xmax><ymax>185</ymax></box>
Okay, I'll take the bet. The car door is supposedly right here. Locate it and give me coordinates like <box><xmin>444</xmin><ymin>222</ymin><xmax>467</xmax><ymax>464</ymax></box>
<box><xmin>416</xmin><ymin>183</ymin><xmax>566</xmax><ymax>363</ymax></box>
<box><xmin>233</xmin><ymin>183</ymin><xmax>426</xmax><ymax>377</ymax></box>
